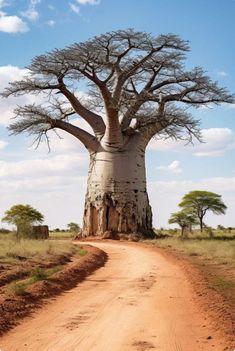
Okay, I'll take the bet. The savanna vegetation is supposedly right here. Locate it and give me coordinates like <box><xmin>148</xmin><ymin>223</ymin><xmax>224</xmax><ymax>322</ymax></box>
<box><xmin>0</xmin><ymin>204</ymin><xmax>84</xmax><ymax>297</ymax></box>
<box><xmin>145</xmin><ymin>190</ymin><xmax>235</xmax><ymax>312</ymax></box>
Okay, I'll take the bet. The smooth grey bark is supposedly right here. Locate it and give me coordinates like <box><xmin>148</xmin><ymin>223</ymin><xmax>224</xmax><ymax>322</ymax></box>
<box><xmin>82</xmin><ymin>134</ymin><xmax>153</xmax><ymax>237</ymax></box>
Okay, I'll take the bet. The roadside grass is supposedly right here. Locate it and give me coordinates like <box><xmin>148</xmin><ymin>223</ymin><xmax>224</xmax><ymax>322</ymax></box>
<box><xmin>5</xmin><ymin>265</ymin><xmax>64</xmax><ymax>296</ymax></box>
<box><xmin>2</xmin><ymin>237</ymin><xmax>88</xmax><ymax>296</ymax></box>
<box><xmin>149</xmin><ymin>233</ymin><xmax>235</xmax><ymax>303</ymax></box>
<box><xmin>149</xmin><ymin>237</ymin><xmax>235</xmax><ymax>266</ymax></box>
<box><xmin>49</xmin><ymin>231</ymin><xmax>75</xmax><ymax>240</ymax></box>
<box><xmin>211</xmin><ymin>277</ymin><xmax>235</xmax><ymax>292</ymax></box>
<box><xmin>0</xmin><ymin>233</ymin><xmax>77</xmax><ymax>264</ymax></box>
<box><xmin>155</xmin><ymin>228</ymin><xmax>235</xmax><ymax>240</ymax></box>
<box><xmin>5</xmin><ymin>246</ymin><xmax>88</xmax><ymax>297</ymax></box>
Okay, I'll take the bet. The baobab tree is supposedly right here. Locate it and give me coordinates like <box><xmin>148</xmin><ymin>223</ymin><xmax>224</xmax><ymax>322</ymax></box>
<box><xmin>2</xmin><ymin>29</ymin><xmax>234</xmax><ymax>238</ymax></box>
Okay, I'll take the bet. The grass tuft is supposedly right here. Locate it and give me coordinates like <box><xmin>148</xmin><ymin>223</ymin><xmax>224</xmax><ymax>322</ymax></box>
<box><xmin>78</xmin><ymin>248</ymin><xmax>88</xmax><ymax>257</ymax></box>
<box><xmin>6</xmin><ymin>282</ymin><xmax>27</xmax><ymax>296</ymax></box>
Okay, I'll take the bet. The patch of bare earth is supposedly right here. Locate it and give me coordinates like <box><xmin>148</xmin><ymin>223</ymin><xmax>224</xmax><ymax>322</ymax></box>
<box><xmin>0</xmin><ymin>241</ymin><xmax>231</xmax><ymax>351</ymax></box>
<box><xmin>0</xmin><ymin>245</ymin><xmax>107</xmax><ymax>336</ymax></box>
<box><xmin>146</xmin><ymin>243</ymin><xmax>235</xmax><ymax>350</ymax></box>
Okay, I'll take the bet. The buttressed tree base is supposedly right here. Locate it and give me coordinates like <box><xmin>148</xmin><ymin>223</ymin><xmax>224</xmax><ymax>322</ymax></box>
<box><xmin>3</xmin><ymin>29</ymin><xmax>234</xmax><ymax>238</ymax></box>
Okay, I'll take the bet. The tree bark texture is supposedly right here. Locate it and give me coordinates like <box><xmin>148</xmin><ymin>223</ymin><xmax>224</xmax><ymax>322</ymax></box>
<box><xmin>82</xmin><ymin>135</ymin><xmax>153</xmax><ymax>238</ymax></box>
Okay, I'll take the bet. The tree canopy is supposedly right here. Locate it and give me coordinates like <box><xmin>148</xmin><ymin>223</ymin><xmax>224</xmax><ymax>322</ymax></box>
<box><xmin>168</xmin><ymin>210</ymin><xmax>197</xmax><ymax>238</ymax></box>
<box><xmin>67</xmin><ymin>222</ymin><xmax>80</xmax><ymax>233</ymax></box>
<box><xmin>179</xmin><ymin>190</ymin><xmax>227</xmax><ymax>232</ymax></box>
<box><xmin>2</xmin><ymin>204</ymin><xmax>44</xmax><ymax>239</ymax></box>
<box><xmin>2</xmin><ymin>29</ymin><xmax>234</xmax><ymax>152</ymax></box>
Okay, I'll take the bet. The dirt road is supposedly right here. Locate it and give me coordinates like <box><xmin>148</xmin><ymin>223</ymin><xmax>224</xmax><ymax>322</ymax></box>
<box><xmin>0</xmin><ymin>242</ymin><xmax>227</xmax><ymax>351</ymax></box>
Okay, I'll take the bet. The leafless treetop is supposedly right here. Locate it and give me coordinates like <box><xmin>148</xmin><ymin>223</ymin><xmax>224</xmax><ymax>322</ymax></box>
<box><xmin>2</xmin><ymin>29</ymin><xmax>234</xmax><ymax>152</ymax></box>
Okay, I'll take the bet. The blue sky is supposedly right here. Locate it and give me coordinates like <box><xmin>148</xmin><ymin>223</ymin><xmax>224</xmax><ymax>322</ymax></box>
<box><xmin>0</xmin><ymin>0</ymin><xmax>235</xmax><ymax>229</ymax></box>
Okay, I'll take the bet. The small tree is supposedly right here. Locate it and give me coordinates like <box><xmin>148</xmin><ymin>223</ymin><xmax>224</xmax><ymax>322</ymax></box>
<box><xmin>179</xmin><ymin>191</ymin><xmax>227</xmax><ymax>232</ymax></box>
<box><xmin>2</xmin><ymin>204</ymin><xmax>44</xmax><ymax>240</ymax></box>
<box><xmin>168</xmin><ymin>210</ymin><xmax>197</xmax><ymax>238</ymax></box>
<box><xmin>67</xmin><ymin>222</ymin><xmax>80</xmax><ymax>233</ymax></box>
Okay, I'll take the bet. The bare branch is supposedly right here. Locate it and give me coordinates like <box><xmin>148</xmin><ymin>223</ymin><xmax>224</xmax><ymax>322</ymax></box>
<box><xmin>9</xmin><ymin>104</ymin><xmax>99</xmax><ymax>152</ymax></box>
<box><xmin>139</xmin><ymin>104</ymin><xmax>201</xmax><ymax>148</ymax></box>
<box><xmin>2</xmin><ymin>29</ymin><xmax>234</xmax><ymax>150</ymax></box>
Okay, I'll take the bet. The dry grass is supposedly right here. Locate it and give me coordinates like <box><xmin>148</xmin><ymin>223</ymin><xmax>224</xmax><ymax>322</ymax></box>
<box><xmin>149</xmin><ymin>234</ymin><xmax>235</xmax><ymax>304</ymax></box>
<box><xmin>5</xmin><ymin>265</ymin><xmax>64</xmax><ymax>296</ymax></box>
<box><xmin>0</xmin><ymin>233</ymin><xmax>77</xmax><ymax>264</ymax></box>
<box><xmin>49</xmin><ymin>231</ymin><xmax>75</xmax><ymax>240</ymax></box>
<box><xmin>149</xmin><ymin>237</ymin><xmax>235</xmax><ymax>266</ymax></box>
<box><xmin>0</xmin><ymin>233</ymin><xmax>88</xmax><ymax>296</ymax></box>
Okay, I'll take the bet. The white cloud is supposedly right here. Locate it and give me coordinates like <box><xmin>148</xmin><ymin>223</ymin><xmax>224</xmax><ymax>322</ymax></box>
<box><xmin>69</xmin><ymin>3</ymin><xmax>80</xmax><ymax>14</ymax></box>
<box><xmin>0</xmin><ymin>11</ymin><xmax>29</xmax><ymax>33</ymax></box>
<box><xmin>148</xmin><ymin>128</ymin><xmax>235</xmax><ymax>157</ymax></box>
<box><xmin>157</xmin><ymin>160</ymin><xmax>182</xmax><ymax>174</ymax></box>
<box><xmin>0</xmin><ymin>149</ymin><xmax>89</xmax><ymax>229</ymax></box>
<box><xmin>21</xmin><ymin>8</ymin><xmax>38</xmax><ymax>21</ymax></box>
<box><xmin>149</xmin><ymin>176</ymin><xmax>235</xmax><ymax>228</ymax></box>
<box><xmin>217</xmin><ymin>70</ymin><xmax>228</xmax><ymax>77</ymax></box>
<box><xmin>194</xmin><ymin>128</ymin><xmax>235</xmax><ymax>156</ymax></box>
<box><xmin>76</xmin><ymin>0</ymin><xmax>100</xmax><ymax>4</ymax></box>
<box><xmin>21</xmin><ymin>0</ymin><xmax>41</xmax><ymax>21</ymax></box>
<box><xmin>0</xmin><ymin>65</ymin><xmax>41</xmax><ymax>126</ymax></box>
<box><xmin>0</xmin><ymin>153</ymin><xmax>88</xmax><ymax>178</ymax></box>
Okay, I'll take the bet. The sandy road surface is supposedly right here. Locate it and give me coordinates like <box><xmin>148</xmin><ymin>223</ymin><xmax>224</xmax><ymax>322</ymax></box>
<box><xmin>0</xmin><ymin>242</ymin><xmax>227</xmax><ymax>351</ymax></box>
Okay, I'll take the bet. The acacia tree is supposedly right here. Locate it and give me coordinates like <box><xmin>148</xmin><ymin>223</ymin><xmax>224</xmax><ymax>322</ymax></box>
<box><xmin>67</xmin><ymin>222</ymin><xmax>81</xmax><ymax>233</ymax></box>
<box><xmin>2</xmin><ymin>204</ymin><xmax>44</xmax><ymax>240</ymax></box>
<box><xmin>168</xmin><ymin>210</ymin><xmax>197</xmax><ymax>238</ymax></box>
<box><xmin>179</xmin><ymin>190</ymin><xmax>227</xmax><ymax>232</ymax></box>
<box><xmin>2</xmin><ymin>30</ymin><xmax>233</xmax><ymax>238</ymax></box>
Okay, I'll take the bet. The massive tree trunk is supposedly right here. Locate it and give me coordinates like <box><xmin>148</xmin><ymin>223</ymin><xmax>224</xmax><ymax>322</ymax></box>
<box><xmin>82</xmin><ymin>135</ymin><xmax>154</xmax><ymax>238</ymax></box>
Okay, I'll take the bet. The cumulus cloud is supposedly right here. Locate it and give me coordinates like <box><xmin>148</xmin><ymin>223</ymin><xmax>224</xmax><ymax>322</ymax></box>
<box><xmin>21</xmin><ymin>0</ymin><xmax>42</xmax><ymax>21</ymax></box>
<box><xmin>0</xmin><ymin>153</ymin><xmax>88</xmax><ymax>179</ymax></box>
<box><xmin>0</xmin><ymin>11</ymin><xmax>29</xmax><ymax>33</ymax></box>
<box><xmin>194</xmin><ymin>128</ymin><xmax>235</xmax><ymax>156</ymax></box>
<box><xmin>0</xmin><ymin>65</ymin><xmax>41</xmax><ymax>126</ymax></box>
<box><xmin>148</xmin><ymin>128</ymin><xmax>235</xmax><ymax>157</ymax></box>
<box><xmin>149</xmin><ymin>176</ymin><xmax>235</xmax><ymax>228</ymax></box>
<box><xmin>157</xmin><ymin>160</ymin><xmax>182</xmax><ymax>174</ymax></box>
<box><xmin>0</xmin><ymin>150</ymin><xmax>88</xmax><ymax>228</ymax></box>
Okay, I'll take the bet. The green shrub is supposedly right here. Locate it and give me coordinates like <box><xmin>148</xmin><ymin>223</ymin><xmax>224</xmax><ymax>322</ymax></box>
<box><xmin>31</xmin><ymin>267</ymin><xmax>47</xmax><ymax>281</ymax></box>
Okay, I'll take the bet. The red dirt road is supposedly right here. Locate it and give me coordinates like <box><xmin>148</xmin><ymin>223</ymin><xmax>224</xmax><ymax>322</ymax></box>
<box><xmin>0</xmin><ymin>242</ymin><xmax>227</xmax><ymax>351</ymax></box>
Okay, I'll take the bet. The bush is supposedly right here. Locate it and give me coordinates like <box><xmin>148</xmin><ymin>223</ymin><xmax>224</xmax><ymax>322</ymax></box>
<box><xmin>31</xmin><ymin>267</ymin><xmax>47</xmax><ymax>281</ymax></box>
